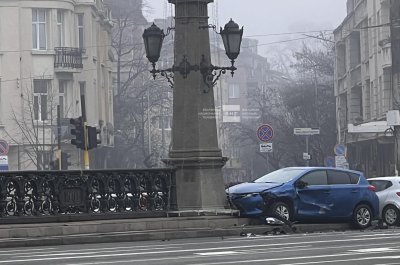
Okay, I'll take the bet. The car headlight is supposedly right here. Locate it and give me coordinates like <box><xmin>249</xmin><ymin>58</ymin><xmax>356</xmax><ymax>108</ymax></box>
<box><xmin>242</xmin><ymin>193</ymin><xmax>260</xmax><ymax>199</ymax></box>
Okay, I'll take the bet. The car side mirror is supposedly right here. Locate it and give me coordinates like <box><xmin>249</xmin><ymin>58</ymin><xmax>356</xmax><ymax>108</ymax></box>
<box><xmin>295</xmin><ymin>180</ymin><xmax>307</xmax><ymax>189</ymax></box>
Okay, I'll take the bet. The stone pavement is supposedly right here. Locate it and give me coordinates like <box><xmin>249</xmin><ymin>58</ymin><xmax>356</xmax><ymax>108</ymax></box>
<box><xmin>0</xmin><ymin>211</ymin><xmax>358</xmax><ymax>248</ymax></box>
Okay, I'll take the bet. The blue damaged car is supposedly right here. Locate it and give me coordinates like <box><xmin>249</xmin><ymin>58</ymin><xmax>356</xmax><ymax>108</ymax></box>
<box><xmin>226</xmin><ymin>167</ymin><xmax>380</xmax><ymax>229</ymax></box>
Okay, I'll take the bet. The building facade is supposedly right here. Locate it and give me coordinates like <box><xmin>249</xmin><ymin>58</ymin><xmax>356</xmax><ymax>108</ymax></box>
<box><xmin>0</xmin><ymin>0</ymin><xmax>114</xmax><ymax>170</ymax></box>
<box><xmin>334</xmin><ymin>0</ymin><xmax>394</xmax><ymax>177</ymax></box>
<box><xmin>213</xmin><ymin>38</ymin><xmax>285</xmax><ymax>183</ymax></box>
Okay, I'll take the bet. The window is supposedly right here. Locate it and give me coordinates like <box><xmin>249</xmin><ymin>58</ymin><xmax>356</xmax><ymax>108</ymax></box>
<box><xmin>158</xmin><ymin>116</ymin><xmax>171</xmax><ymax>130</ymax></box>
<box><xmin>368</xmin><ymin>180</ymin><xmax>392</xmax><ymax>192</ymax></box>
<box><xmin>255</xmin><ymin>168</ymin><xmax>308</xmax><ymax>184</ymax></box>
<box><xmin>349</xmin><ymin>173</ymin><xmax>360</xmax><ymax>184</ymax></box>
<box><xmin>37</xmin><ymin>151</ymin><xmax>51</xmax><ymax>170</ymax></box>
<box><xmin>230</xmin><ymin>145</ymin><xmax>240</xmax><ymax>159</ymax></box>
<box><xmin>327</xmin><ymin>170</ymin><xmax>351</xmax><ymax>185</ymax></box>
<box><xmin>300</xmin><ymin>170</ymin><xmax>328</xmax><ymax>186</ymax></box>
<box><xmin>77</xmin><ymin>14</ymin><xmax>84</xmax><ymax>49</ymax></box>
<box><xmin>32</xmin><ymin>9</ymin><xmax>47</xmax><ymax>50</ymax></box>
<box><xmin>57</xmin><ymin>10</ymin><xmax>65</xmax><ymax>47</ymax></box>
<box><xmin>33</xmin><ymin>80</ymin><xmax>49</xmax><ymax>121</ymax></box>
<box><xmin>59</xmin><ymin>80</ymin><xmax>67</xmax><ymax>118</ymax></box>
<box><xmin>229</xmin><ymin>83</ymin><xmax>240</xmax><ymax>98</ymax></box>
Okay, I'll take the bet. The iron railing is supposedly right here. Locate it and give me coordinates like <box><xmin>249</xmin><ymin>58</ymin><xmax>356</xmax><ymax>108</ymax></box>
<box><xmin>54</xmin><ymin>47</ymin><xmax>84</xmax><ymax>69</ymax></box>
<box><xmin>0</xmin><ymin>169</ymin><xmax>176</xmax><ymax>222</ymax></box>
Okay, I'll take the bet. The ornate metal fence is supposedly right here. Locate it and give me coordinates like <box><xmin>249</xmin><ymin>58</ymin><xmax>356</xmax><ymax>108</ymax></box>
<box><xmin>0</xmin><ymin>169</ymin><xmax>176</xmax><ymax>223</ymax></box>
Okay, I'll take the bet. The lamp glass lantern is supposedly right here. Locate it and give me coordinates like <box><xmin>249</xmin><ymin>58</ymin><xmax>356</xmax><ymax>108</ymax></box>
<box><xmin>142</xmin><ymin>23</ymin><xmax>165</xmax><ymax>65</ymax></box>
<box><xmin>220</xmin><ymin>19</ymin><xmax>244</xmax><ymax>62</ymax></box>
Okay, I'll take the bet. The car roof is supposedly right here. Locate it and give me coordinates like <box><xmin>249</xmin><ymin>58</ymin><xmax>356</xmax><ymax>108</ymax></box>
<box><xmin>283</xmin><ymin>167</ymin><xmax>362</xmax><ymax>175</ymax></box>
<box><xmin>368</xmin><ymin>176</ymin><xmax>400</xmax><ymax>181</ymax></box>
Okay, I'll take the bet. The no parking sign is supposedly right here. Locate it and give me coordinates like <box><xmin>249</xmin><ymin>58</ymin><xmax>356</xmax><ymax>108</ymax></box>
<box><xmin>257</xmin><ymin>124</ymin><xmax>274</xmax><ymax>142</ymax></box>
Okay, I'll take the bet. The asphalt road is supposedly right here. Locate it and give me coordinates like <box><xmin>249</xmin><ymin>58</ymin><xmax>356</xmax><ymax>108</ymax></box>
<box><xmin>0</xmin><ymin>229</ymin><xmax>400</xmax><ymax>265</ymax></box>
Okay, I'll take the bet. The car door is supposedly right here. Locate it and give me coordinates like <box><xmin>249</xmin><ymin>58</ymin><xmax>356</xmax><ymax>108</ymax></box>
<box><xmin>326</xmin><ymin>169</ymin><xmax>357</xmax><ymax>218</ymax></box>
<box><xmin>295</xmin><ymin>170</ymin><xmax>331</xmax><ymax>219</ymax></box>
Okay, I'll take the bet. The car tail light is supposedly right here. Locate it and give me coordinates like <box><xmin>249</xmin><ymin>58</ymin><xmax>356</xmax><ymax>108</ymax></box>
<box><xmin>368</xmin><ymin>185</ymin><xmax>376</xmax><ymax>192</ymax></box>
<box><xmin>396</xmin><ymin>192</ymin><xmax>400</xmax><ymax>197</ymax></box>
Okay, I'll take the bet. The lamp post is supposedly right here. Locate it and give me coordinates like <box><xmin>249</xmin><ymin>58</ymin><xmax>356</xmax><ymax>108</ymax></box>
<box><xmin>143</xmin><ymin>0</ymin><xmax>243</xmax><ymax>211</ymax></box>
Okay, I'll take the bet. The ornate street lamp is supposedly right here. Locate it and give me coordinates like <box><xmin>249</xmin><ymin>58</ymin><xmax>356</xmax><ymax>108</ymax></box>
<box><xmin>220</xmin><ymin>19</ymin><xmax>244</xmax><ymax>70</ymax></box>
<box><xmin>142</xmin><ymin>19</ymin><xmax>244</xmax><ymax>91</ymax></box>
<box><xmin>142</xmin><ymin>23</ymin><xmax>165</xmax><ymax>78</ymax></box>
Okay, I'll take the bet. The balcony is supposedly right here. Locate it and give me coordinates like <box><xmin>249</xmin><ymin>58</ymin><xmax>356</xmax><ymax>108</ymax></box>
<box><xmin>54</xmin><ymin>47</ymin><xmax>85</xmax><ymax>72</ymax></box>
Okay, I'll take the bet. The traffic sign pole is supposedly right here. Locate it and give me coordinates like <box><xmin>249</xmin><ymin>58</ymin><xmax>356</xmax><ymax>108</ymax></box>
<box><xmin>306</xmin><ymin>135</ymin><xmax>309</xmax><ymax>167</ymax></box>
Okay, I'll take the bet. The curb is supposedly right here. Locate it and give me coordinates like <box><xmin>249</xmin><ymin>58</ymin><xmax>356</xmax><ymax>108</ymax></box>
<box><xmin>0</xmin><ymin>222</ymin><xmax>357</xmax><ymax>248</ymax></box>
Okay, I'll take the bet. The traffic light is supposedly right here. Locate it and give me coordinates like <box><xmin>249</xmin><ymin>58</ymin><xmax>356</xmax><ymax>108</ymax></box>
<box><xmin>87</xmin><ymin>126</ymin><xmax>101</xmax><ymax>150</ymax></box>
<box><xmin>61</xmin><ymin>151</ymin><xmax>71</xmax><ymax>170</ymax></box>
<box><xmin>70</xmin><ymin>116</ymin><xmax>85</xmax><ymax>149</ymax></box>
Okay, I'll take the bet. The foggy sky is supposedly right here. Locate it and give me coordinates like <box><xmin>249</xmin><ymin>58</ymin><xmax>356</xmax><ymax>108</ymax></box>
<box><xmin>144</xmin><ymin>0</ymin><xmax>347</xmax><ymax>55</ymax></box>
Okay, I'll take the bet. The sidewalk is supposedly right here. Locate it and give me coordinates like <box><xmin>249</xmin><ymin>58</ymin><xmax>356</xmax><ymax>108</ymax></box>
<box><xmin>0</xmin><ymin>213</ymin><xmax>356</xmax><ymax>248</ymax></box>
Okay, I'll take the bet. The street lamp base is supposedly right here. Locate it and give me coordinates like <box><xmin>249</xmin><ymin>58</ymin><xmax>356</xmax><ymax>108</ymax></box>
<box><xmin>163</xmin><ymin>155</ymin><xmax>229</xmax><ymax>211</ymax></box>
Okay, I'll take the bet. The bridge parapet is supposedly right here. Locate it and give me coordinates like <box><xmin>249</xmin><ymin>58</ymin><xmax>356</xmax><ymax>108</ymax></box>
<box><xmin>0</xmin><ymin>169</ymin><xmax>176</xmax><ymax>223</ymax></box>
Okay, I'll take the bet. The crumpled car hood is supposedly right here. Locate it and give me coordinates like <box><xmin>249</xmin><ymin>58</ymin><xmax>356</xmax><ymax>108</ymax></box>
<box><xmin>226</xmin><ymin>182</ymin><xmax>283</xmax><ymax>194</ymax></box>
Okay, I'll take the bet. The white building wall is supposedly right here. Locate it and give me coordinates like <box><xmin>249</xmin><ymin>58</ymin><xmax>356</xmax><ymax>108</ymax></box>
<box><xmin>335</xmin><ymin>0</ymin><xmax>392</xmax><ymax>137</ymax></box>
<box><xmin>0</xmin><ymin>0</ymin><xmax>113</xmax><ymax>170</ymax></box>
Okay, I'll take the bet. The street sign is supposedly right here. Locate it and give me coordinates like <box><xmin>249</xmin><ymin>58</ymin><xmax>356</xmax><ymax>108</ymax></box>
<box><xmin>303</xmin><ymin>153</ymin><xmax>311</xmax><ymax>161</ymax></box>
<box><xmin>260</xmin><ymin>143</ymin><xmax>273</xmax><ymax>153</ymax></box>
<box><xmin>0</xmin><ymin>140</ymin><xmax>9</xmax><ymax>156</ymax></box>
<box><xmin>334</xmin><ymin>144</ymin><xmax>347</xmax><ymax>156</ymax></box>
<box><xmin>335</xmin><ymin>155</ymin><xmax>349</xmax><ymax>169</ymax></box>
<box><xmin>257</xmin><ymin>124</ymin><xmax>274</xmax><ymax>142</ymax></box>
<box><xmin>324</xmin><ymin>156</ymin><xmax>335</xmax><ymax>167</ymax></box>
<box><xmin>294</xmin><ymin>128</ymin><xmax>320</xmax><ymax>136</ymax></box>
<box><xmin>0</xmin><ymin>156</ymin><xmax>8</xmax><ymax>171</ymax></box>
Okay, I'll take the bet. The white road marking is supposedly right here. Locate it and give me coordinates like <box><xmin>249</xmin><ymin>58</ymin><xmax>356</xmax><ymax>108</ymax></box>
<box><xmin>193</xmin><ymin>254</ymin><xmax>400</xmax><ymax>265</ymax></box>
<box><xmin>1</xmin><ymin>233</ymin><xmax>400</xmax><ymax>263</ymax></box>
<box><xmin>196</xmin><ymin>251</ymin><xmax>240</xmax><ymax>256</ymax></box>
<box><xmin>0</xmin><ymin>246</ymin><xmax>178</xmax><ymax>258</ymax></box>
<box><xmin>62</xmin><ymin>242</ymin><xmax>400</xmax><ymax>265</ymax></box>
<box><xmin>269</xmin><ymin>256</ymin><xmax>400</xmax><ymax>265</ymax></box>
<box><xmin>0</xmin><ymin>248</ymin><xmax>56</xmax><ymax>254</ymax></box>
<box><xmin>350</xmin><ymin>247</ymin><xmax>395</xmax><ymax>253</ymax></box>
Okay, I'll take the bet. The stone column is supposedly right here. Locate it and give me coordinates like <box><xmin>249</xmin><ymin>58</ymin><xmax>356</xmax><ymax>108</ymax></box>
<box><xmin>165</xmin><ymin>0</ymin><xmax>227</xmax><ymax>210</ymax></box>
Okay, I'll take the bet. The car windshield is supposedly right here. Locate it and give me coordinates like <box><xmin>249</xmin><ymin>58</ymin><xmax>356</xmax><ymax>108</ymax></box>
<box><xmin>254</xmin><ymin>168</ymin><xmax>307</xmax><ymax>184</ymax></box>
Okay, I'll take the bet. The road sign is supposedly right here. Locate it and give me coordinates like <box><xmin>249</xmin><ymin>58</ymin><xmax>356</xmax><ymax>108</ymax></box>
<box><xmin>303</xmin><ymin>153</ymin><xmax>311</xmax><ymax>161</ymax></box>
<box><xmin>294</xmin><ymin>128</ymin><xmax>320</xmax><ymax>136</ymax></box>
<box><xmin>0</xmin><ymin>140</ymin><xmax>9</xmax><ymax>156</ymax></box>
<box><xmin>0</xmin><ymin>156</ymin><xmax>8</xmax><ymax>171</ymax></box>
<box><xmin>257</xmin><ymin>124</ymin><xmax>274</xmax><ymax>142</ymax></box>
<box><xmin>324</xmin><ymin>156</ymin><xmax>335</xmax><ymax>167</ymax></box>
<box><xmin>260</xmin><ymin>143</ymin><xmax>273</xmax><ymax>153</ymax></box>
<box><xmin>334</xmin><ymin>144</ymin><xmax>347</xmax><ymax>156</ymax></box>
<box><xmin>335</xmin><ymin>155</ymin><xmax>349</xmax><ymax>169</ymax></box>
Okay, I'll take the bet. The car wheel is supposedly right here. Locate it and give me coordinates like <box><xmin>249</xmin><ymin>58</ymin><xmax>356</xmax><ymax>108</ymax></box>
<box><xmin>383</xmin><ymin>205</ymin><xmax>400</xmax><ymax>226</ymax></box>
<box><xmin>270</xmin><ymin>201</ymin><xmax>291</xmax><ymax>221</ymax></box>
<box><xmin>352</xmin><ymin>204</ymin><xmax>372</xmax><ymax>229</ymax></box>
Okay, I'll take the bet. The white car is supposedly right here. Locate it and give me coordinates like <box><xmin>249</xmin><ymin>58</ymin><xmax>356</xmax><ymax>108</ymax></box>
<box><xmin>368</xmin><ymin>177</ymin><xmax>400</xmax><ymax>226</ymax></box>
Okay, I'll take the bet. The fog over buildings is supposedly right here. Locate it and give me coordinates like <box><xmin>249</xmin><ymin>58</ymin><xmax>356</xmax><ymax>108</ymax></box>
<box><xmin>145</xmin><ymin>0</ymin><xmax>347</xmax><ymax>55</ymax></box>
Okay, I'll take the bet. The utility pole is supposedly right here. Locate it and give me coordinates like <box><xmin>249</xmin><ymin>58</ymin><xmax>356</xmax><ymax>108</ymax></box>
<box><xmin>81</xmin><ymin>95</ymin><xmax>90</xmax><ymax>170</ymax></box>
<box><xmin>57</xmin><ymin>105</ymin><xmax>62</xmax><ymax>170</ymax></box>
